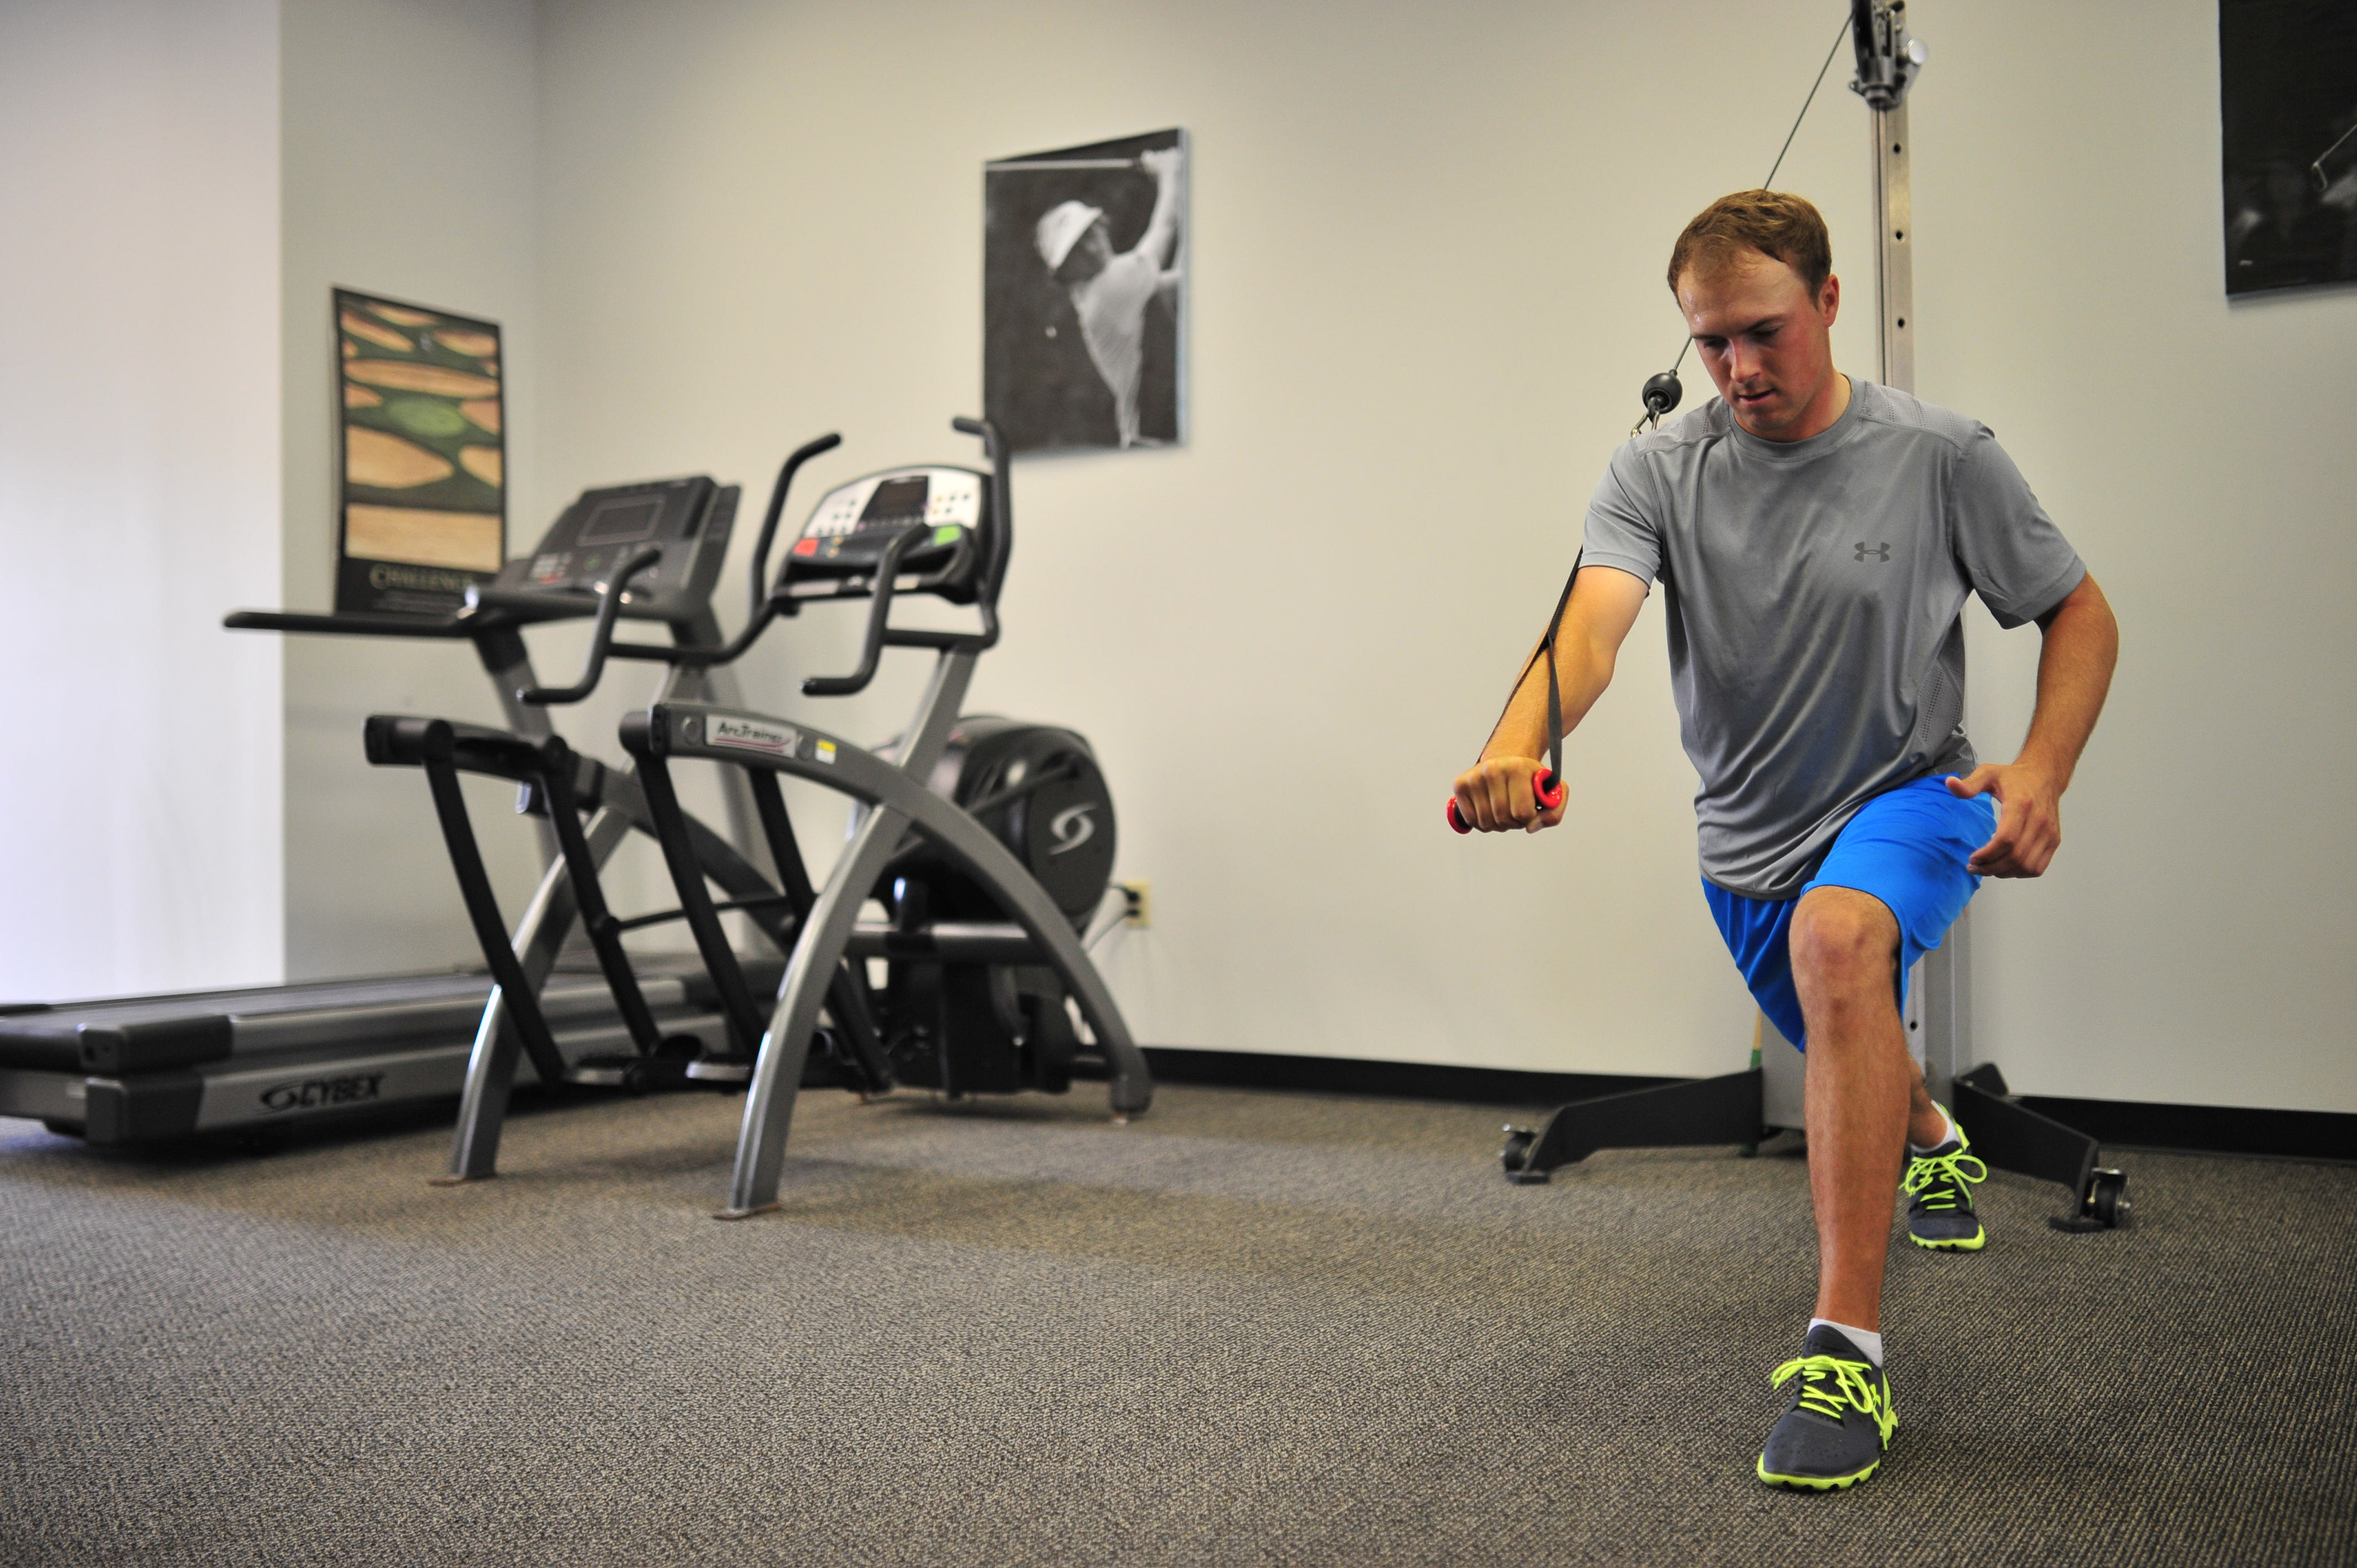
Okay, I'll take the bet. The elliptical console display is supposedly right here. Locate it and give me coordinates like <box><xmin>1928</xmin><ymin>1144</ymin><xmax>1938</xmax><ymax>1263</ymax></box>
<box><xmin>781</xmin><ymin>467</ymin><xmax>987</xmax><ymax>602</ymax></box>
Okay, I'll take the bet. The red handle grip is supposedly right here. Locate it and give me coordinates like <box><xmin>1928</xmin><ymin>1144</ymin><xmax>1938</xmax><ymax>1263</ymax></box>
<box><xmin>1446</xmin><ymin>770</ymin><xmax>1564</xmax><ymax>833</ymax></box>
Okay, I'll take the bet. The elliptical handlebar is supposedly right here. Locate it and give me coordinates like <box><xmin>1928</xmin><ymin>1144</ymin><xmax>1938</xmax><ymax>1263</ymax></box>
<box><xmin>748</xmin><ymin>432</ymin><xmax>844</xmax><ymax>623</ymax></box>
<box><xmin>799</xmin><ymin>522</ymin><xmax>931</xmax><ymax>697</ymax></box>
<box><xmin>516</xmin><ymin>545</ymin><xmax>664</xmax><ymax>706</ymax></box>
<box><xmin>579</xmin><ymin>427</ymin><xmax>847</xmax><ymax>679</ymax></box>
<box><xmin>590</xmin><ymin>417</ymin><xmax>1013</xmax><ymax>690</ymax></box>
<box><xmin>953</xmin><ymin>415</ymin><xmax>1010</xmax><ymax>648</ymax></box>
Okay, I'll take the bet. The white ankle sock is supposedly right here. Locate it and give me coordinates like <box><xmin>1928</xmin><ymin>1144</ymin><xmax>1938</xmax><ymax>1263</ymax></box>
<box><xmin>1907</xmin><ymin>1105</ymin><xmax>1958</xmax><ymax>1157</ymax></box>
<box><xmin>1809</xmin><ymin>1318</ymin><xmax>1884</xmax><ymax>1367</ymax></box>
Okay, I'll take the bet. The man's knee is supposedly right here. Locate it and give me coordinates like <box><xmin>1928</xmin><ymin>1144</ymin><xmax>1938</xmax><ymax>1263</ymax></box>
<box><xmin>1789</xmin><ymin>887</ymin><xmax>1899</xmax><ymax>1000</ymax></box>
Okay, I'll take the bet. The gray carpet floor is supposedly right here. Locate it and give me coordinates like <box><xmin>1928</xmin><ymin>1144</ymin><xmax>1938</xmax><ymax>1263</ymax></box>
<box><xmin>1</xmin><ymin>1083</ymin><xmax>2352</xmax><ymax>1567</ymax></box>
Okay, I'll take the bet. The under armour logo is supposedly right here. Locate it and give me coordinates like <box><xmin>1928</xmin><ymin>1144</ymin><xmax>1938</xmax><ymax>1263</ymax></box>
<box><xmin>1855</xmin><ymin>541</ymin><xmax>1890</xmax><ymax>562</ymax></box>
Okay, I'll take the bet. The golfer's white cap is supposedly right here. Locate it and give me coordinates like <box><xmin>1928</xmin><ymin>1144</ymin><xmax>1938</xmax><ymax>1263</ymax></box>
<box><xmin>1035</xmin><ymin>201</ymin><xmax>1104</xmax><ymax>271</ymax></box>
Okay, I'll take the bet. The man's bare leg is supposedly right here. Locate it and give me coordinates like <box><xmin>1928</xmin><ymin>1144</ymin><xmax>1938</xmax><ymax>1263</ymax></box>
<box><xmin>1756</xmin><ymin>886</ymin><xmax>1917</xmax><ymax>1489</ymax></box>
<box><xmin>1787</xmin><ymin>886</ymin><xmax>1937</xmax><ymax>1329</ymax></box>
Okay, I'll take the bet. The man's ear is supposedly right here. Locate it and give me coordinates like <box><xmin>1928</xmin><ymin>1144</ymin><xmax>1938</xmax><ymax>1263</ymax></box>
<box><xmin>1819</xmin><ymin>272</ymin><xmax>1840</xmax><ymax>324</ymax></box>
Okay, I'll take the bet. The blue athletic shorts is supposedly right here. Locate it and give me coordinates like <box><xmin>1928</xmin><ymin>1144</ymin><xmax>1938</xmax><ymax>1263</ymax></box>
<box><xmin>1702</xmin><ymin>776</ymin><xmax>1997</xmax><ymax>1051</ymax></box>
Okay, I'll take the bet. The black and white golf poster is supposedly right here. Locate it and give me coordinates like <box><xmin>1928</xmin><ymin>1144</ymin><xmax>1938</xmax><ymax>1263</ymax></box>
<box><xmin>985</xmin><ymin>130</ymin><xmax>1186</xmax><ymax>454</ymax></box>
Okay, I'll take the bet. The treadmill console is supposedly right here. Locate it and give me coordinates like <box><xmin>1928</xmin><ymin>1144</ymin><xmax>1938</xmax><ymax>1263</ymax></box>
<box><xmin>779</xmin><ymin>466</ymin><xmax>987</xmax><ymax>606</ymax></box>
<box><xmin>484</xmin><ymin>475</ymin><xmax>739</xmax><ymax>621</ymax></box>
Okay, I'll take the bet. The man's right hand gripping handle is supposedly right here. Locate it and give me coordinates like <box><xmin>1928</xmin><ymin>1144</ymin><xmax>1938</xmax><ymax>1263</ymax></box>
<box><xmin>1443</xmin><ymin>559</ymin><xmax>1642</xmax><ymax>836</ymax></box>
<box><xmin>1447</xmin><ymin>757</ymin><xmax>1566</xmax><ymax>834</ymax></box>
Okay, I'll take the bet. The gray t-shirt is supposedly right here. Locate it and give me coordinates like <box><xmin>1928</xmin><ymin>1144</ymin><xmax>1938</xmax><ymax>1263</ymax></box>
<box><xmin>1582</xmin><ymin>380</ymin><xmax>2085</xmax><ymax>899</ymax></box>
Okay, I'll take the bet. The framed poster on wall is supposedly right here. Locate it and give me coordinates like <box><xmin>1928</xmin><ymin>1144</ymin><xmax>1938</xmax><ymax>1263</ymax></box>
<box><xmin>985</xmin><ymin>129</ymin><xmax>1186</xmax><ymax>455</ymax></box>
<box><xmin>332</xmin><ymin>289</ymin><xmax>506</xmax><ymax>614</ymax></box>
<box><xmin>2220</xmin><ymin>0</ymin><xmax>2357</xmax><ymax>295</ymax></box>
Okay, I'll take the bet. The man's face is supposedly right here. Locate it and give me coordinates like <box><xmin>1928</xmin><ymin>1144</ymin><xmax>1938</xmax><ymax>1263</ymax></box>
<box><xmin>1675</xmin><ymin>248</ymin><xmax>1842</xmax><ymax>441</ymax></box>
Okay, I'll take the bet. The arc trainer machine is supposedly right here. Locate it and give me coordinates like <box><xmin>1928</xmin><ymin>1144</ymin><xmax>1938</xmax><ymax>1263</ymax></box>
<box><xmin>472</xmin><ymin>415</ymin><xmax>1152</xmax><ymax>1217</ymax></box>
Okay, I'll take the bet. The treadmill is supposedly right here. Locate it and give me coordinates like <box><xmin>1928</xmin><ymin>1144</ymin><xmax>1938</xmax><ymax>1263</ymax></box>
<box><xmin>0</xmin><ymin>475</ymin><xmax>772</xmax><ymax>1147</ymax></box>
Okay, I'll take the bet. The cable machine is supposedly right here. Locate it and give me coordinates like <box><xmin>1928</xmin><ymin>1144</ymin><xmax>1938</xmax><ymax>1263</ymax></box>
<box><xmin>1494</xmin><ymin>0</ymin><xmax>2129</xmax><ymax>1233</ymax></box>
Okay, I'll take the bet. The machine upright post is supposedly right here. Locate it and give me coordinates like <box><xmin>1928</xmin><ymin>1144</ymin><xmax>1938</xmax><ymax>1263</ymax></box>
<box><xmin>1917</xmin><ymin>903</ymin><xmax>1969</xmax><ymax>1102</ymax></box>
<box><xmin>1855</xmin><ymin>0</ymin><xmax>1970</xmax><ymax>1091</ymax></box>
<box><xmin>1871</xmin><ymin>101</ymin><xmax>1914</xmax><ymax>394</ymax></box>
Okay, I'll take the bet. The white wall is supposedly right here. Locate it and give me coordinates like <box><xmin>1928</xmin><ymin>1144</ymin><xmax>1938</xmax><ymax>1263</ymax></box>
<box><xmin>530</xmin><ymin>0</ymin><xmax>2356</xmax><ymax>1113</ymax></box>
<box><xmin>15</xmin><ymin>0</ymin><xmax>2344</xmax><ymax>1116</ymax></box>
<box><xmin>527</xmin><ymin>0</ymin><xmax>1882</xmax><ymax>1083</ymax></box>
<box><xmin>0</xmin><ymin>0</ymin><xmax>285</xmax><ymax>1000</ymax></box>
<box><xmin>278</xmin><ymin>0</ymin><xmax>545</xmax><ymax>978</ymax></box>
<box><xmin>1923</xmin><ymin>2</ymin><xmax>2357</xmax><ymax>1110</ymax></box>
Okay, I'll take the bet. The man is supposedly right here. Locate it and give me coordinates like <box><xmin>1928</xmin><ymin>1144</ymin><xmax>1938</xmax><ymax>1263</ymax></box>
<box><xmin>1450</xmin><ymin>191</ymin><xmax>2118</xmax><ymax>1491</ymax></box>
<box><xmin>1033</xmin><ymin>145</ymin><xmax>1183</xmax><ymax>448</ymax></box>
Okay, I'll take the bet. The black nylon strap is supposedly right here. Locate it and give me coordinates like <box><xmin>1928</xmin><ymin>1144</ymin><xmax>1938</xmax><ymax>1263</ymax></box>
<box><xmin>1484</xmin><ymin>551</ymin><xmax>1581</xmax><ymax>791</ymax></box>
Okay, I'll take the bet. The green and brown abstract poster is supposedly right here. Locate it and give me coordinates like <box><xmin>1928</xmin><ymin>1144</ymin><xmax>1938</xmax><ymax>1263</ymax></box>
<box><xmin>332</xmin><ymin>289</ymin><xmax>506</xmax><ymax>615</ymax></box>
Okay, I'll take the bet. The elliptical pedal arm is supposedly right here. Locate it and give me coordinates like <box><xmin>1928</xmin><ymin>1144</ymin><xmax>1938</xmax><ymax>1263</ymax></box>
<box><xmin>515</xmin><ymin>546</ymin><xmax>663</xmax><ymax>706</ymax></box>
<box><xmin>617</xmin><ymin>717</ymin><xmax>892</xmax><ymax>1093</ymax></box>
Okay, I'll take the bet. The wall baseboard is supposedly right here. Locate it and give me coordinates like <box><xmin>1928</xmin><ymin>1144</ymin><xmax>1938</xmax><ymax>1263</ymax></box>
<box><xmin>1118</xmin><ymin>1048</ymin><xmax>2357</xmax><ymax>1165</ymax></box>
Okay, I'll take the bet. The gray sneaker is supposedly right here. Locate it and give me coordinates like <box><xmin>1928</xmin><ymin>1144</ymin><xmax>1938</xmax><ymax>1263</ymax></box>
<box><xmin>1904</xmin><ymin>1114</ymin><xmax>1990</xmax><ymax>1251</ymax></box>
<box><xmin>1756</xmin><ymin>1324</ymin><xmax>1896</xmax><ymax>1491</ymax></box>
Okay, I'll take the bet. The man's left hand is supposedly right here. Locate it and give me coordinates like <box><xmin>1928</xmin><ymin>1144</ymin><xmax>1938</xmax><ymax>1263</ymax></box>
<box><xmin>1947</xmin><ymin>763</ymin><xmax>2063</xmax><ymax>878</ymax></box>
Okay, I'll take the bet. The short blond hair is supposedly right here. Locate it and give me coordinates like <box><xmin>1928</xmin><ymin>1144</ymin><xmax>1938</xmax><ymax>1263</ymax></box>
<box><xmin>1667</xmin><ymin>190</ymin><xmax>1833</xmax><ymax>300</ymax></box>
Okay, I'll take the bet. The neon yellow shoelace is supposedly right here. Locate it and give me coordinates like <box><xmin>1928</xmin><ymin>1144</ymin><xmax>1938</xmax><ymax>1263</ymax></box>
<box><xmin>1771</xmin><ymin>1355</ymin><xmax>1897</xmax><ymax>1443</ymax></box>
<box><xmin>1902</xmin><ymin>1147</ymin><xmax>1989</xmax><ymax>1211</ymax></box>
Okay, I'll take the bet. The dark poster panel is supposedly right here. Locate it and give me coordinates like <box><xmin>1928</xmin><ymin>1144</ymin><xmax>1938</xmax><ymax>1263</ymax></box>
<box><xmin>2221</xmin><ymin>0</ymin><xmax>2357</xmax><ymax>295</ymax></box>
<box><xmin>985</xmin><ymin>130</ymin><xmax>1186</xmax><ymax>455</ymax></box>
<box><xmin>332</xmin><ymin>289</ymin><xmax>507</xmax><ymax>614</ymax></box>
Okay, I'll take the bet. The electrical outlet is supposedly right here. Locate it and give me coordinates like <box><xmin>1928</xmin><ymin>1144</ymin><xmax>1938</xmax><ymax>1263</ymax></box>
<box><xmin>1119</xmin><ymin>879</ymin><xmax>1151</xmax><ymax>928</ymax></box>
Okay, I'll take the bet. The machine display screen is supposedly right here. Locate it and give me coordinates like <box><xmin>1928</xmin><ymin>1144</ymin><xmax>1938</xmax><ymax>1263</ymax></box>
<box><xmin>859</xmin><ymin>477</ymin><xmax>929</xmax><ymax>525</ymax></box>
<box><xmin>577</xmin><ymin>495</ymin><xmax>664</xmax><ymax>545</ymax></box>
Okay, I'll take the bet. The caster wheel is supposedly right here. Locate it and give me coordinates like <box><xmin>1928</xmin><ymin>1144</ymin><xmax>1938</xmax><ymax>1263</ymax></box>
<box><xmin>2051</xmin><ymin>1167</ymin><xmax>2132</xmax><ymax>1232</ymax></box>
<box><xmin>2089</xmin><ymin>1167</ymin><xmax>2131</xmax><ymax>1228</ymax></box>
<box><xmin>1499</xmin><ymin>1125</ymin><xmax>1537</xmax><ymax>1171</ymax></box>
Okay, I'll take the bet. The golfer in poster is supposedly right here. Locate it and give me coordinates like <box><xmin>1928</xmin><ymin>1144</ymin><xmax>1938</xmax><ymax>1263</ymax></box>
<box><xmin>1032</xmin><ymin>146</ymin><xmax>1184</xmax><ymax>448</ymax></box>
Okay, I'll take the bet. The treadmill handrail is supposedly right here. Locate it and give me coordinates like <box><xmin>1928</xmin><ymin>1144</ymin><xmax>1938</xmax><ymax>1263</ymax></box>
<box><xmin>223</xmin><ymin>609</ymin><xmax>473</xmax><ymax>639</ymax></box>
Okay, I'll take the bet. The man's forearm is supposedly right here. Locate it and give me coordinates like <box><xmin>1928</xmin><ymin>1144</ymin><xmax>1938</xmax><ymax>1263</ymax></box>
<box><xmin>1477</xmin><ymin>566</ymin><xmax>1647</xmax><ymax>763</ymax></box>
<box><xmin>1479</xmin><ymin>630</ymin><xmax>1614</xmax><ymax>763</ymax></box>
<box><xmin>2016</xmin><ymin>574</ymin><xmax>2118</xmax><ymax>789</ymax></box>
